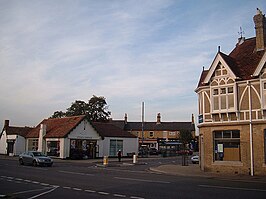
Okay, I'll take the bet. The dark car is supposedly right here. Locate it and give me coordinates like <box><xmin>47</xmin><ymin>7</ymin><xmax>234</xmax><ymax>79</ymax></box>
<box><xmin>19</xmin><ymin>151</ymin><xmax>53</xmax><ymax>167</ymax></box>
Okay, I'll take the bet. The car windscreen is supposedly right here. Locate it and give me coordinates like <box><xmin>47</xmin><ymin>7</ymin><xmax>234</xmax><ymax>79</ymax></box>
<box><xmin>32</xmin><ymin>152</ymin><xmax>44</xmax><ymax>156</ymax></box>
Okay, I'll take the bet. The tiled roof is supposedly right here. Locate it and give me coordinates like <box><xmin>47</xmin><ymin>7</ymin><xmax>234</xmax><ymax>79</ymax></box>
<box><xmin>196</xmin><ymin>37</ymin><xmax>265</xmax><ymax>88</ymax></box>
<box><xmin>26</xmin><ymin>115</ymin><xmax>86</xmax><ymax>138</ymax></box>
<box><xmin>5</xmin><ymin>126</ymin><xmax>33</xmax><ymax>138</ymax></box>
<box><xmin>26</xmin><ymin>115</ymin><xmax>136</xmax><ymax>139</ymax></box>
<box><xmin>111</xmin><ymin>120</ymin><xmax>195</xmax><ymax>132</ymax></box>
<box><xmin>92</xmin><ymin>122</ymin><xmax>137</xmax><ymax>138</ymax></box>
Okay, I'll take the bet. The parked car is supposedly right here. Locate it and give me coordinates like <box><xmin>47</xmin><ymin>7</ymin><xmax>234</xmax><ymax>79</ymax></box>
<box><xmin>149</xmin><ymin>148</ymin><xmax>159</xmax><ymax>155</ymax></box>
<box><xmin>19</xmin><ymin>151</ymin><xmax>53</xmax><ymax>167</ymax></box>
<box><xmin>191</xmin><ymin>155</ymin><xmax>199</xmax><ymax>164</ymax></box>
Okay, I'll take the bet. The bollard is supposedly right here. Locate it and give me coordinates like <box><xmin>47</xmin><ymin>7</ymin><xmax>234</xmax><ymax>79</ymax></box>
<box><xmin>103</xmin><ymin>156</ymin><xmax>108</xmax><ymax>166</ymax></box>
<box><xmin>133</xmin><ymin>154</ymin><xmax>138</xmax><ymax>164</ymax></box>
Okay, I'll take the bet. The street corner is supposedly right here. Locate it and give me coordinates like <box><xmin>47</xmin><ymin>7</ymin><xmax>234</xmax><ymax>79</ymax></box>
<box><xmin>149</xmin><ymin>164</ymin><xmax>204</xmax><ymax>177</ymax></box>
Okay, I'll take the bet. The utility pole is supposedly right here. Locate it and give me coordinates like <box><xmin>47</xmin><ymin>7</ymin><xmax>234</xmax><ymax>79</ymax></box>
<box><xmin>141</xmin><ymin>102</ymin><xmax>144</xmax><ymax>157</ymax></box>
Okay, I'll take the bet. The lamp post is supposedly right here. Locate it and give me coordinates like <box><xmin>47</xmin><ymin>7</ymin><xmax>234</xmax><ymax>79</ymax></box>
<box><xmin>141</xmin><ymin>102</ymin><xmax>144</xmax><ymax>157</ymax></box>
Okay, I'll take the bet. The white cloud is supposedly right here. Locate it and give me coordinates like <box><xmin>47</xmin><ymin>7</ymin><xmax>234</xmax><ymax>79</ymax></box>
<box><xmin>0</xmin><ymin>0</ymin><xmax>265</xmax><ymax>129</ymax></box>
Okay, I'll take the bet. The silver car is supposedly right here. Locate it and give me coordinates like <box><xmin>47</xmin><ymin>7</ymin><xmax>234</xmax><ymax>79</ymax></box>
<box><xmin>19</xmin><ymin>151</ymin><xmax>53</xmax><ymax>167</ymax></box>
<box><xmin>191</xmin><ymin>155</ymin><xmax>199</xmax><ymax>164</ymax></box>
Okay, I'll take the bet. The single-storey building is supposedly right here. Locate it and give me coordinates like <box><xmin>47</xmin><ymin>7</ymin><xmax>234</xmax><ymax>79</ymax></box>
<box><xmin>0</xmin><ymin>120</ymin><xmax>33</xmax><ymax>156</ymax></box>
<box><xmin>25</xmin><ymin>115</ymin><xmax>138</xmax><ymax>159</ymax></box>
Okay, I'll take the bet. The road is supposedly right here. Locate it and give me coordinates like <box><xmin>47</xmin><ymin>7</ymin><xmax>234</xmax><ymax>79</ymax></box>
<box><xmin>0</xmin><ymin>157</ymin><xmax>266</xmax><ymax>199</ymax></box>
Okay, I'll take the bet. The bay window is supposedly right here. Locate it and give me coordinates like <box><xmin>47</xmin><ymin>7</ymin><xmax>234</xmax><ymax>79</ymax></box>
<box><xmin>212</xmin><ymin>86</ymin><xmax>235</xmax><ymax>112</ymax></box>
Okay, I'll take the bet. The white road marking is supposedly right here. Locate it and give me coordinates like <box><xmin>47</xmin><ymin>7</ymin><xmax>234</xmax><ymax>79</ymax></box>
<box><xmin>114</xmin><ymin>193</ymin><xmax>126</xmax><ymax>197</ymax></box>
<box><xmin>130</xmin><ymin>196</ymin><xmax>145</xmax><ymax>199</ymax></box>
<box><xmin>63</xmin><ymin>186</ymin><xmax>71</xmax><ymax>189</ymax></box>
<box><xmin>40</xmin><ymin>183</ymin><xmax>50</xmax><ymax>186</ymax></box>
<box><xmin>114</xmin><ymin>177</ymin><xmax>170</xmax><ymax>184</ymax></box>
<box><xmin>12</xmin><ymin>187</ymin><xmax>52</xmax><ymax>195</ymax></box>
<box><xmin>28</xmin><ymin>186</ymin><xmax>59</xmax><ymax>199</ymax></box>
<box><xmin>98</xmin><ymin>191</ymin><xmax>110</xmax><ymax>195</ymax></box>
<box><xmin>73</xmin><ymin>188</ymin><xmax>82</xmax><ymax>191</ymax></box>
<box><xmin>198</xmin><ymin>184</ymin><xmax>266</xmax><ymax>192</ymax></box>
<box><xmin>85</xmin><ymin>189</ymin><xmax>96</xmax><ymax>193</ymax></box>
<box><xmin>59</xmin><ymin>170</ymin><xmax>94</xmax><ymax>176</ymax></box>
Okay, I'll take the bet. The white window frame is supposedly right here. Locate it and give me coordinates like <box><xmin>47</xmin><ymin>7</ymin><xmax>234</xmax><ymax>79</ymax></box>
<box><xmin>262</xmin><ymin>80</ymin><xmax>266</xmax><ymax>109</ymax></box>
<box><xmin>211</xmin><ymin>85</ymin><xmax>236</xmax><ymax>113</ymax></box>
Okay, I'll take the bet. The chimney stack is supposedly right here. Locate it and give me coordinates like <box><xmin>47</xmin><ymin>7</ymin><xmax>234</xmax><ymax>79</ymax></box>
<box><xmin>4</xmin><ymin>120</ymin><xmax>9</xmax><ymax>128</ymax></box>
<box><xmin>156</xmin><ymin>113</ymin><xmax>161</xmax><ymax>124</ymax></box>
<box><xmin>124</xmin><ymin>113</ymin><xmax>128</xmax><ymax>124</ymax></box>
<box><xmin>253</xmin><ymin>8</ymin><xmax>266</xmax><ymax>51</ymax></box>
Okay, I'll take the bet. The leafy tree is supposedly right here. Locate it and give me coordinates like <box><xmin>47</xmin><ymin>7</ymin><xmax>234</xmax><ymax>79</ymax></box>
<box><xmin>50</xmin><ymin>96</ymin><xmax>111</xmax><ymax>122</ymax></box>
<box><xmin>50</xmin><ymin>111</ymin><xmax>66</xmax><ymax>118</ymax></box>
<box><xmin>65</xmin><ymin>100</ymin><xmax>88</xmax><ymax>117</ymax></box>
<box><xmin>87</xmin><ymin>95</ymin><xmax>111</xmax><ymax>122</ymax></box>
<box><xmin>179</xmin><ymin>129</ymin><xmax>193</xmax><ymax>146</ymax></box>
<box><xmin>179</xmin><ymin>129</ymin><xmax>193</xmax><ymax>166</ymax></box>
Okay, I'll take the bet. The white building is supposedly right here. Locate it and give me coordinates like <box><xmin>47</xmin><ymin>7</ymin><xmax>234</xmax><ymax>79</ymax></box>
<box><xmin>0</xmin><ymin>120</ymin><xmax>33</xmax><ymax>156</ymax></box>
<box><xmin>25</xmin><ymin>115</ymin><xmax>138</xmax><ymax>159</ymax></box>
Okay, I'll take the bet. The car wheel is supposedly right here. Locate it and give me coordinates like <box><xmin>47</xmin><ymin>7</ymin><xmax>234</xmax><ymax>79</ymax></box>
<box><xmin>19</xmin><ymin>159</ymin><xmax>24</xmax><ymax>165</ymax></box>
<box><xmin>33</xmin><ymin>160</ymin><xmax>37</xmax><ymax>167</ymax></box>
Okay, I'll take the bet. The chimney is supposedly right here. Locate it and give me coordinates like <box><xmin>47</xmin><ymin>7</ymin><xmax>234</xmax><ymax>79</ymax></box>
<box><xmin>124</xmin><ymin>113</ymin><xmax>128</xmax><ymax>124</ymax></box>
<box><xmin>4</xmin><ymin>120</ymin><xmax>9</xmax><ymax>128</ymax></box>
<box><xmin>253</xmin><ymin>8</ymin><xmax>266</xmax><ymax>51</ymax></box>
<box><xmin>156</xmin><ymin>113</ymin><xmax>161</xmax><ymax>124</ymax></box>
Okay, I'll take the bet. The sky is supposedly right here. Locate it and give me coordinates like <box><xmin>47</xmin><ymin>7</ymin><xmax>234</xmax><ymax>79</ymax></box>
<box><xmin>0</xmin><ymin>0</ymin><xmax>265</xmax><ymax>130</ymax></box>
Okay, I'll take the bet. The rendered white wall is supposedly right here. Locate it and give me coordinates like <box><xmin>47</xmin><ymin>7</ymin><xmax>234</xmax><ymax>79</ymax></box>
<box><xmin>0</xmin><ymin>131</ymin><xmax>7</xmax><ymax>154</ymax></box>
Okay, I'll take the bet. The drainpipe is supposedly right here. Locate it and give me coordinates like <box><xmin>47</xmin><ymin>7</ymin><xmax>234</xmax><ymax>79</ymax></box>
<box><xmin>248</xmin><ymin>81</ymin><xmax>254</xmax><ymax>176</ymax></box>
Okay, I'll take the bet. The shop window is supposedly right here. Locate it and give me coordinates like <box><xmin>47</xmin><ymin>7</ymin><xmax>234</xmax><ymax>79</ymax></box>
<box><xmin>28</xmin><ymin>139</ymin><xmax>38</xmax><ymax>151</ymax></box>
<box><xmin>110</xmin><ymin>140</ymin><xmax>123</xmax><ymax>156</ymax></box>
<box><xmin>213</xmin><ymin>130</ymin><xmax>240</xmax><ymax>161</ymax></box>
<box><xmin>47</xmin><ymin>141</ymin><xmax>60</xmax><ymax>157</ymax></box>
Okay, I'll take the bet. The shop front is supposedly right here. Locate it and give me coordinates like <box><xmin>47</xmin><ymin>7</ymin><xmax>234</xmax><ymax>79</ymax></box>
<box><xmin>69</xmin><ymin>139</ymin><xmax>98</xmax><ymax>159</ymax></box>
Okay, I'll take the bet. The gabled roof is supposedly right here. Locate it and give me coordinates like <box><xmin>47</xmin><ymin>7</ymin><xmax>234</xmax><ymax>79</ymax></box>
<box><xmin>92</xmin><ymin>122</ymin><xmax>137</xmax><ymax>138</ymax></box>
<box><xmin>26</xmin><ymin>115</ymin><xmax>86</xmax><ymax>138</ymax></box>
<box><xmin>203</xmin><ymin>52</ymin><xmax>237</xmax><ymax>84</ymax></box>
<box><xmin>196</xmin><ymin>37</ymin><xmax>266</xmax><ymax>89</ymax></box>
<box><xmin>26</xmin><ymin>115</ymin><xmax>136</xmax><ymax>139</ymax></box>
<box><xmin>2</xmin><ymin>126</ymin><xmax>33</xmax><ymax>138</ymax></box>
<box><xmin>111</xmin><ymin>120</ymin><xmax>195</xmax><ymax>132</ymax></box>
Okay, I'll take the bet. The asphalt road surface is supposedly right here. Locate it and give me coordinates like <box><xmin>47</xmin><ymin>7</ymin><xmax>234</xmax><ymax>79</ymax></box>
<box><xmin>0</xmin><ymin>157</ymin><xmax>266</xmax><ymax>199</ymax></box>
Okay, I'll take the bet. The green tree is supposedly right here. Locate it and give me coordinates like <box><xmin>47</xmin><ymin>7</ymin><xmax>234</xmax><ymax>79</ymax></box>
<box><xmin>50</xmin><ymin>96</ymin><xmax>111</xmax><ymax>122</ymax></box>
<box><xmin>65</xmin><ymin>100</ymin><xmax>88</xmax><ymax>117</ymax></box>
<box><xmin>87</xmin><ymin>95</ymin><xmax>111</xmax><ymax>122</ymax></box>
<box><xmin>179</xmin><ymin>129</ymin><xmax>193</xmax><ymax>147</ymax></box>
<box><xmin>179</xmin><ymin>129</ymin><xmax>193</xmax><ymax>166</ymax></box>
<box><xmin>50</xmin><ymin>111</ymin><xmax>66</xmax><ymax>118</ymax></box>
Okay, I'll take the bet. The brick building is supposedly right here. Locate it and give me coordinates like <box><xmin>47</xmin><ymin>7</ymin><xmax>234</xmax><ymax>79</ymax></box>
<box><xmin>195</xmin><ymin>9</ymin><xmax>266</xmax><ymax>175</ymax></box>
